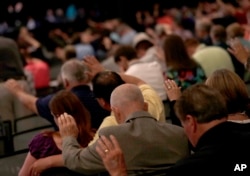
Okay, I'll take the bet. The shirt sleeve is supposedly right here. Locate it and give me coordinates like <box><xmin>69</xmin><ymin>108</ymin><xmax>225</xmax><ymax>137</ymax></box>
<box><xmin>28</xmin><ymin>133</ymin><xmax>48</xmax><ymax>159</ymax></box>
<box><xmin>139</xmin><ymin>84</ymin><xmax>165</xmax><ymax>122</ymax></box>
<box><xmin>36</xmin><ymin>94</ymin><xmax>57</xmax><ymax>127</ymax></box>
<box><xmin>62</xmin><ymin>136</ymin><xmax>105</xmax><ymax>175</ymax></box>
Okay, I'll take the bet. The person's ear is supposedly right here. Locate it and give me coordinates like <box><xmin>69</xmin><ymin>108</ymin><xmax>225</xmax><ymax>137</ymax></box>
<box><xmin>112</xmin><ymin>106</ymin><xmax>122</xmax><ymax>124</ymax></box>
<box><xmin>143</xmin><ymin>102</ymin><xmax>148</xmax><ymax>111</ymax></box>
<box><xmin>85</xmin><ymin>71</ymin><xmax>92</xmax><ymax>83</ymax></box>
<box><xmin>62</xmin><ymin>78</ymin><xmax>70</xmax><ymax>89</ymax></box>
<box><xmin>119</xmin><ymin>56</ymin><xmax>129</xmax><ymax>71</ymax></box>
<box><xmin>185</xmin><ymin>115</ymin><xmax>197</xmax><ymax>133</ymax></box>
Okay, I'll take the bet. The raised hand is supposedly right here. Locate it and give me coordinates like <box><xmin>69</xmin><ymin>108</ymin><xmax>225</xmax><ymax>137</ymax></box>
<box><xmin>164</xmin><ymin>79</ymin><xmax>181</xmax><ymax>101</ymax></box>
<box><xmin>228</xmin><ymin>38</ymin><xmax>249</xmax><ymax>65</ymax></box>
<box><xmin>58</xmin><ymin>113</ymin><xmax>79</xmax><ymax>138</ymax></box>
<box><xmin>96</xmin><ymin>135</ymin><xmax>127</xmax><ymax>176</ymax></box>
<box><xmin>83</xmin><ymin>56</ymin><xmax>105</xmax><ymax>79</ymax></box>
<box><xmin>4</xmin><ymin>79</ymin><xmax>24</xmax><ymax>95</ymax></box>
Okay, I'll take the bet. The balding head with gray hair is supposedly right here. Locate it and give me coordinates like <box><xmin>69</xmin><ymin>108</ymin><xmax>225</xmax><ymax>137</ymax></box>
<box><xmin>110</xmin><ymin>84</ymin><xmax>146</xmax><ymax>123</ymax></box>
<box><xmin>61</xmin><ymin>59</ymin><xmax>90</xmax><ymax>89</ymax></box>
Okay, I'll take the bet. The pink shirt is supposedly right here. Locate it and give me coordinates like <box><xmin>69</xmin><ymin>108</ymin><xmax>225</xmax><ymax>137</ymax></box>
<box><xmin>24</xmin><ymin>59</ymin><xmax>50</xmax><ymax>89</ymax></box>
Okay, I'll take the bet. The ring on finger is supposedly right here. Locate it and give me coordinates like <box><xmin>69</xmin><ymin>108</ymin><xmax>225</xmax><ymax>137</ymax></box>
<box><xmin>104</xmin><ymin>149</ymin><xmax>109</xmax><ymax>153</ymax></box>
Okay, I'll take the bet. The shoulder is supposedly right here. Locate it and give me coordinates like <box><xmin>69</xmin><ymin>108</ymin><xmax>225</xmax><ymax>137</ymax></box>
<box><xmin>98</xmin><ymin>115</ymin><xmax>117</xmax><ymax>130</ymax></box>
<box><xmin>36</xmin><ymin>94</ymin><xmax>54</xmax><ymax>105</ymax></box>
<box><xmin>138</xmin><ymin>84</ymin><xmax>154</xmax><ymax>92</ymax></box>
<box><xmin>29</xmin><ymin>133</ymin><xmax>54</xmax><ymax>159</ymax></box>
<box><xmin>138</xmin><ymin>84</ymin><xmax>161</xmax><ymax>103</ymax></box>
<box><xmin>99</xmin><ymin>122</ymin><xmax>126</xmax><ymax>136</ymax></box>
<box><xmin>159</xmin><ymin>123</ymin><xmax>188</xmax><ymax>141</ymax></box>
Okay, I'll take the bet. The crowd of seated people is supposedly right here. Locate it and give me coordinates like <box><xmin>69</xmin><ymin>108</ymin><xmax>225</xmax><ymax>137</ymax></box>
<box><xmin>1</xmin><ymin>0</ymin><xmax>250</xmax><ymax>175</ymax></box>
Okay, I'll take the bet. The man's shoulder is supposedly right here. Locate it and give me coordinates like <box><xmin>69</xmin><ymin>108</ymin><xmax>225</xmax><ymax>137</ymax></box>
<box><xmin>99</xmin><ymin>121</ymin><xmax>124</xmax><ymax>134</ymax></box>
<box><xmin>158</xmin><ymin>122</ymin><xmax>186</xmax><ymax>136</ymax></box>
<box><xmin>36</xmin><ymin>93</ymin><xmax>54</xmax><ymax>105</ymax></box>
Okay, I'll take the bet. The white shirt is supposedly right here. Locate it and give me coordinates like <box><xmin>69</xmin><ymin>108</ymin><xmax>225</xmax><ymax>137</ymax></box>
<box><xmin>125</xmin><ymin>60</ymin><xmax>167</xmax><ymax>101</ymax></box>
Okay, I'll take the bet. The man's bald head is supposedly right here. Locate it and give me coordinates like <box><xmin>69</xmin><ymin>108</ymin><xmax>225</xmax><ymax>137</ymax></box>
<box><xmin>111</xmin><ymin>84</ymin><xmax>144</xmax><ymax>107</ymax></box>
<box><xmin>110</xmin><ymin>84</ymin><xmax>145</xmax><ymax>123</ymax></box>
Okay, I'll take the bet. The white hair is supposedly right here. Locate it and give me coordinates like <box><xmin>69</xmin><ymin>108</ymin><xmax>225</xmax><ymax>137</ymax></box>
<box><xmin>61</xmin><ymin>59</ymin><xmax>89</xmax><ymax>84</ymax></box>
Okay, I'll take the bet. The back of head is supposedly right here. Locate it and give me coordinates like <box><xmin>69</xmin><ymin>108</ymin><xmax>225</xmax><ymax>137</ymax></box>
<box><xmin>206</xmin><ymin>69</ymin><xmax>249</xmax><ymax>115</ymax></box>
<box><xmin>210</xmin><ymin>25</ymin><xmax>227</xmax><ymax>42</ymax></box>
<box><xmin>226</xmin><ymin>23</ymin><xmax>244</xmax><ymax>39</ymax></box>
<box><xmin>174</xmin><ymin>84</ymin><xmax>228</xmax><ymax>123</ymax></box>
<box><xmin>64</xmin><ymin>45</ymin><xmax>76</xmax><ymax>61</ymax></box>
<box><xmin>0</xmin><ymin>36</ymin><xmax>25</xmax><ymax>80</ymax></box>
<box><xmin>92</xmin><ymin>71</ymin><xmax>125</xmax><ymax>104</ymax></box>
<box><xmin>49</xmin><ymin>90</ymin><xmax>92</xmax><ymax>147</ymax></box>
<box><xmin>114</xmin><ymin>45</ymin><xmax>137</xmax><ymax>63</ymax></box>
<box><xmin>132</xmin><ymin>32</ymin><xmax>154</xmax><ymax>49</ymax></box>
<box><xmin>163</xmin><ymin>34</ymin><xmax>196</xmax><ymax>69</ymax></box>
<box><xmin>195</xmin><ymin>19</ymin><xmax>212</xmax><ymax>34</ymax></box>
<box><xmin>184</xmin><ymin>38</ymin><xmax>200</xmax><ymax>56</ymax></box>
<box><xmin>110</xmin><ymin>83</ymin><xmax>144</xmax><ymax>110</ymax></box>
<box><xmin>61</xmin><ymin>59</ymin><xmax>89</xmax><ymax>85</ymax></box>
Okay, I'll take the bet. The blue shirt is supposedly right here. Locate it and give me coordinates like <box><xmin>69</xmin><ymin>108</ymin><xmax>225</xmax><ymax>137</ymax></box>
<box><xmin>36</xmin><ymin>85</ymin><xmax>110</xmax><ymax>130</ymax></box>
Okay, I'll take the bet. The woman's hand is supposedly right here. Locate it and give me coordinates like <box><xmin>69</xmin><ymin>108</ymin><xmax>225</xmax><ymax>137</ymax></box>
<box><xmin>165</xmin><ymin>79</ymin><xmax>181</xmax><ymax>101</ymax></box>
<box><xmin>29</xmin><ymin>158</ymin><xmax>51</xmax><ymax>176</ymax></box>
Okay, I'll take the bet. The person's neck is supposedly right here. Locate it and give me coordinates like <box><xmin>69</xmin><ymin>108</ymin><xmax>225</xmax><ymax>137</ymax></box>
<box><xmin>228</xmin><ymin>111</ymin><xmax>249</xmax><ymax>121</ymax></box>
<box><xmin>128</xmin><ymin>59</ymin><xmax>140</xmax><ymax>66</ymax></box>
<box><xmin>194</xmin><ymin>117</ymin><xmax>227</xmax><ymax>147</ymax></box>
<box><xmin>66</xmin><ymin>82</ymin><xmax>88</xmax><ymax>90</ymax></box>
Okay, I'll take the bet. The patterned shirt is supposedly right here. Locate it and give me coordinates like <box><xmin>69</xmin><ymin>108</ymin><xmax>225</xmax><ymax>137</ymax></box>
<box><xmin>165</xmin><ymin>66</ymin><xmax>206</xmax><ymax>90</ymax></box>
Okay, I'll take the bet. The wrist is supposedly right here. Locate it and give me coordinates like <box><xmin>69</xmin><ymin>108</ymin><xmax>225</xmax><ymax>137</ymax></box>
<box><xmin>244</xmin><ymin>57</ymin><xmax>250</xmax><ymax>69</ymax></box>
<box><xmin>112</xmin><ymin>170</ymin><xmax>127</xmax><ymax>176</ymax></box>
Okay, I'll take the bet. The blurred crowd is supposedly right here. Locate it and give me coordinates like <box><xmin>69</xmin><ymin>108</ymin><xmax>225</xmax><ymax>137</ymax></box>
<box><xmin>2</xmin><ymin>0</ymin><xmax>250</xmax><ymax>175</ymax></box>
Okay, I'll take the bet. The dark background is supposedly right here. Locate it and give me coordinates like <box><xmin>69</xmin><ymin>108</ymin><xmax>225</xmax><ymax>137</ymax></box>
<box><xmin>0</xmin><ymin>0</ymin><xmax>205</xmax><ymax>19</ymax></box>
<box><xmin>0</xmin><ymin>0</ymin><xmax>239</xmax><ymax>26</ymax></box>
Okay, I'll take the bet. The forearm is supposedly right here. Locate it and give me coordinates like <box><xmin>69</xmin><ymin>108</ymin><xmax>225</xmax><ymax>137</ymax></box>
<box><xmin>18</xmin><ymin>152</ymin><xmax>37</xmax><ymax>176</ymax></box>
<box><xmin>119</xmin><ymin>74</ymin><xmax>145</xmax><ymax>86</ymax></box>
<box><xmin>62</xmin><ymin>136</ymin><xmax>105</xmax><ymax>174</ymax></box>
<box><xmin>111</xmin><ymin>171</ymin><xmax>127</xmax><ymax>176</ymax></box>
<box><xmin>16</xmin><ymin>91</ymin><xmax>38</xmax><ymax>114</ymax></box>
<box><xmin>24</xmin><ymin>36</ymin><xmax>41</xmax><ymax>49</ymax></box>
<box><xmin>46</xmin><ymin>154</ymin><xmax>64</xmax><ymax>168</ymax></box>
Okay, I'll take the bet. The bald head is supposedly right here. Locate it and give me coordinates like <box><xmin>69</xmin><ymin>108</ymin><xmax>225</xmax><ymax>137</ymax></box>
<box><xmin>110</xmin><ymin>84</ymin><xmax>145</xmax><ymax>123</ymax></box>
<box><xmin>111</xmin><ymin>84</ymin><xmax>144</xmax><ymax>107</ymax></box>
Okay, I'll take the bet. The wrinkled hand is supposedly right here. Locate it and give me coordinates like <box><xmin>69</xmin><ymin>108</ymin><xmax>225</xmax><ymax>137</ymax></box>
<box><xmin>58</xmin><ymin>113</ymin><xmax>79</xmax><ymax>138</ymax></box>
<box><xmin>96</xmin><ymin>135</ymin><xmax>127</xmax><ymax>176</ymax></box>
<box><xmin>4</xmin><ymin>79</ymin><xmax>24</xmax><ymax>95</ymax></box>
<box><xmin>228</xmin><ymin>38</ymin><xmax>249</xmax><ymax>65</ymax></box>
<box><xmin>165</xmin><ymin>79</ymin><xmax>181</xmax><ymax>101</ymax></box>
<box><xmin>29</xmin><ymin>158</ymin><xmax>51</xmax><ymax>176</ymax></box>
<box><xmin>83</xmin><ymin>56</ymin><xmax>105</xmax><ymax>79</ymax></box>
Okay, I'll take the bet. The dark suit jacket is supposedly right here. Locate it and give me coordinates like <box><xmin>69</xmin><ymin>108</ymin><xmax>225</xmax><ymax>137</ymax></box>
<box><xmin>62</xmin><ymin>111</ymin><xmax>189</xmax><ymax>175</ymax></box>
<box><xmin>164</xmin><ymin>122</ymin><xmax>250</xmax><ymax>176</ymax></box>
